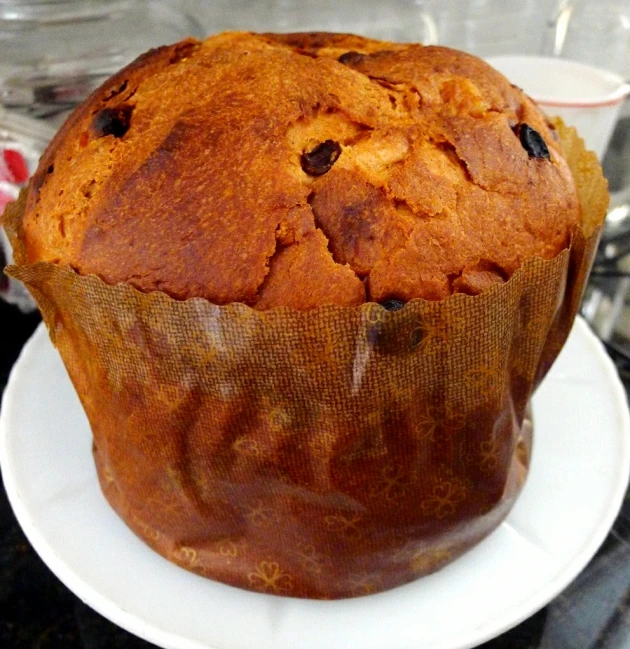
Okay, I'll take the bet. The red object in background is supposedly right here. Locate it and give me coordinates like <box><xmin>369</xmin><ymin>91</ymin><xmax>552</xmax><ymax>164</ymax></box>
<box><xmin>0</xmin><ymin>138</ymin><xmax>42</xmax><ymax>310</ymax></box>
<box><xmin>0</xmin><ymin>149</ymin><xmax>29</xmax><ymax>184</ymax></box>
<box><xmin>0</xmin><ymin>148</ymin><xmax>25</xmax><ymax>289</ymax></box>
<box><xmin>0</xmin><ymin>147</ymin><xmax>28</xmax><ymax>212</ymax></box>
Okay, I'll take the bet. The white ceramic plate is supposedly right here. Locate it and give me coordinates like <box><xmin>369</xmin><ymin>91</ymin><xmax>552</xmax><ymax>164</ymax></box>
<box><xmin>1</xmin><ymin>318</ymin><xmax>629</xmax><ymax>649</ymax></box>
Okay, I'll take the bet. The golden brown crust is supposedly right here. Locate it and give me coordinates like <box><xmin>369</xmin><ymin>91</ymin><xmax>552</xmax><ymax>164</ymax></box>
<box><xmin>21</xmin><ymin>31</ymin><xmax>581</xmax><ymax>308</ymax></box>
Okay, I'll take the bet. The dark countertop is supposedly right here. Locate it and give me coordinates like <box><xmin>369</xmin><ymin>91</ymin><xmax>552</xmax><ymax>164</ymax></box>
<box><xmin>2</xmin><ymin>296</ymin><xmax>630</xmax><ymax>649</ymax></box>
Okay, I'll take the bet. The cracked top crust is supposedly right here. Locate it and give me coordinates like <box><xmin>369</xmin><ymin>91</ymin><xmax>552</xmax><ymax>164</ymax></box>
<box><xmin>21</xmin><ymin>31</ymin><xmax>581</xmax><ymax>309</ymax></box>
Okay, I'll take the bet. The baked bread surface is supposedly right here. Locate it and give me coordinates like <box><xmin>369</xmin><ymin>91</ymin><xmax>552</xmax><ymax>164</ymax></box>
<box><xmin>22</xmin><ymin>31</ymin><xmax>581</xmax><ymax>309</ymax></box>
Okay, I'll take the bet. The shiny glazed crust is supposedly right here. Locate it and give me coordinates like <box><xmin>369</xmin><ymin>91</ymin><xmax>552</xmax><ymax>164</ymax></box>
<box><xmin>22</xmin><ymin>32</ymin><xmax>581</xmax><ymax>309</ymax></box>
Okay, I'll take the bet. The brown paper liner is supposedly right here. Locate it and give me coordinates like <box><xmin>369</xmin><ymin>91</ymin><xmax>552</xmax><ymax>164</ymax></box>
<box><xmin>3</xmin><ymin>122</ymin><xmax>607</xmax><ymax>599</ymax></box>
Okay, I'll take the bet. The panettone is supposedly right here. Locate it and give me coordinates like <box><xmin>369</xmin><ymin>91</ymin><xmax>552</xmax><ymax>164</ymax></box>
<box><xmin>3</xmin><ymin>32</ymin><xmax>607</xmax><ymax>599</ymax></box>
<box><xmin>22</xmin><ymin>31</ymin><xmax>580</xmax><ymax>309</ymax></box>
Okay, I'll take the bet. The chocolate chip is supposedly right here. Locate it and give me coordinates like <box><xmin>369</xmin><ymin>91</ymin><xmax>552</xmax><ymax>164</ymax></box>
<box><xmin>301</xmin><ymin>140</ymin><xmax>342</xmax><ymax>176</ymax></box>
<box><xmin>380</xmin><ymin>299</ymin><xmax>405</xmax><ymax>312</ymax></box>
<box><xmin>92</xmin><ymin>106</ymin><xmax>133</xmax><ymax>138</ymax></box>
<box><xmin>517</xmin><ymin>124</ymin><xmax>550</xmax><ymax>160</ymax></box>
<box><xmin>338</xmin><ymin>51</ymin><xmax>366</xmax><ymax>66</ymax></box>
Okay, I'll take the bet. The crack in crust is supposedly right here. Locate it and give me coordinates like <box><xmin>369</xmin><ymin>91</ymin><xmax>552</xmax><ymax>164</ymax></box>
<box><xmin>21</xmin><ymin>31</ymin><xmax>582</xmax><ymax>308</ymax></box>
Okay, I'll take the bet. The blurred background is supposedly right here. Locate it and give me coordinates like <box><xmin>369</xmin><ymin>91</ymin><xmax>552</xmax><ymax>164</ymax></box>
<box><xmin>1</xmin><ymin>2</ymin><xmax>630</xmax><ymax>649</ymax></box>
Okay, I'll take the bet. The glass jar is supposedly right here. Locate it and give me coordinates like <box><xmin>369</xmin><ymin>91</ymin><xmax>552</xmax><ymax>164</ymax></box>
<box><xmin>0</xmin><ymin>0</ymin><xmax>205</xmax><ymax>308</ymax></box>
<box><xmin>0</xmin><ymin>0</ymin><xmax>205</xmax><ymax>122</ymax></box>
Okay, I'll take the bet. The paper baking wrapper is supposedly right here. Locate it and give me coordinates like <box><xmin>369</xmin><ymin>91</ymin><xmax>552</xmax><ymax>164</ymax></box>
<box><xmin>3</xmin><ymin>122</ymin><xmax>607</xmax><ymax>599</ymax></box>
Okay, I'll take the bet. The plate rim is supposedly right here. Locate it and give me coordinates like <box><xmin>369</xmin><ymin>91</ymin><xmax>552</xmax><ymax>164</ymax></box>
<box><xmin>1</xmin><ymin>317</ymin><xmax>629</xmax><ymax>649</ymax></box>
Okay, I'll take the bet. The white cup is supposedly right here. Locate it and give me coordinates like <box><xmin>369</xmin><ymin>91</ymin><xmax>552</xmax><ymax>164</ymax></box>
<box><xmin>486</xmin><ymin>55</ymin><xmax>630</xmax><ymax>160</ymax></box>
